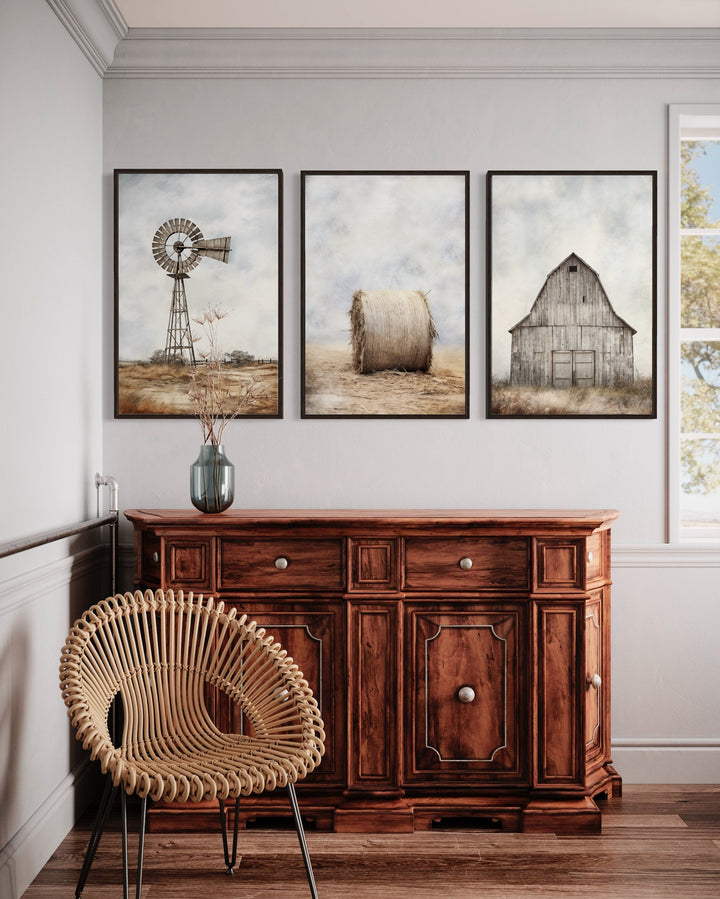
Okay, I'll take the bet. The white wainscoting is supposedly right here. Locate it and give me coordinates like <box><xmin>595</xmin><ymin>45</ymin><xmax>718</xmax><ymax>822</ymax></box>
<box><xmin>0</xmin><ymin>544</ymin><xmax>104</xmax><ymax>899</ymax></box>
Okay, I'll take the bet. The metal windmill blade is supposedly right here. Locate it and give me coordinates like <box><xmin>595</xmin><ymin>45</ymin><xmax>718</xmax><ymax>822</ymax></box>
<box><xmin>152</xmin><ymin>218</ymin><xmax>231</xmax><ymax>275</ymax></box>
<box><xmin>194</xmin><ymin>236</ymin><xmax>232</xmax><ymax>264</ymax></box>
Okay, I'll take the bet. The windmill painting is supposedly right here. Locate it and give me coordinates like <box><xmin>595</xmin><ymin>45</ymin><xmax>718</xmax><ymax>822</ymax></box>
<box><xmin>114</xmin><ymin>170</ymin><xmax>283</xmax><ymax>418</ymax></box>
<box><xmin>487</xmin><ymin>171</ymin><xmax>657</xmax><ymax>418</ymax></box>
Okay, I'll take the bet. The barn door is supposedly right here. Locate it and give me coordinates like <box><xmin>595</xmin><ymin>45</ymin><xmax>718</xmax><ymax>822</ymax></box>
<box><xmin>552</xmin><ymin>351</ymin><xmax>573</xmax><ymax>388</ymax></box>
<box><xmin>573</xmin><ymin>351</ymin><xmax>595</xmax><ymax>388</ymax></box>
<box><xmin>552</xmin><ymin>350</ymin><xmax>595</xmax><ymax>388</ymax></box>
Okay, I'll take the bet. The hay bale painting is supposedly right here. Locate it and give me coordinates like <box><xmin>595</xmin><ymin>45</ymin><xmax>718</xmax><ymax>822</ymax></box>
<box><xmin>350</xmin><ymin>290</ymin><xmax>437</xmax><ymax>374</ymax></box>
<box><xmin>302</xmin><ymin>172</ymin><xmax>469</xmax><ymax>418</ymax></box>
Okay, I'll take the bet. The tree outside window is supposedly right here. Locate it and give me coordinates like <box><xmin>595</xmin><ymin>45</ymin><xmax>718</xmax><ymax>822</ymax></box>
<box><xmin>680</xmin><ymin>137</ymin><xmax>720</xmax><ymax>535</ymax></box>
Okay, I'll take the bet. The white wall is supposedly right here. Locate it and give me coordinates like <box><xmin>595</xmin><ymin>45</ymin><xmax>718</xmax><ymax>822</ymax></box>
<box><xmin>0</xmin><ymin>2</ymin><xmax>105</xmax><ymax>896</ymax></box>
<box><xmin>103</xmin><ymin>30</ymin><xmax>720</xmax><ymax>789</ymax></box>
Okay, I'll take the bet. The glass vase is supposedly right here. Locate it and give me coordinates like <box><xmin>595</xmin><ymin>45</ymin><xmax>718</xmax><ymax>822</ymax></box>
<box><xmin>190</xmin><ymin>444</ymin><xmax>235</xmax><ymax>513</ymax></box>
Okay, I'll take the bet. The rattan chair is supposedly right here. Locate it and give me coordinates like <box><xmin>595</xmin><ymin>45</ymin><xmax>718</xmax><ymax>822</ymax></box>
<box><xmin>59</xmin><ymin>589</ymin><xmax>325</xmax><ymax>898</ymax></box>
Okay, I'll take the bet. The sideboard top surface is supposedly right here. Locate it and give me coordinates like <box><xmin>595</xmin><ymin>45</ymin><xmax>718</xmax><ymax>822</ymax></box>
<box><xmin>125</xmin><ymin>508</ymin><xmax>619</xmax><ymax>534</ymax></box>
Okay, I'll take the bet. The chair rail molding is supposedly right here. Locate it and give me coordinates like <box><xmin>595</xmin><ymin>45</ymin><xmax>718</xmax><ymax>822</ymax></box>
<box><xmin>106</xmin><ymin>27</ymin><xmax>720</xmax><ymax>79</ymax></box>
<box><xmin>612</xmin><ymin>544</ymin><xmax>720</xmax><ymax>568</ymax></box>
<box><xmin>45</xmin><ymin>0</ymin><xmax>127</xmax><ymax>76</ymax></box>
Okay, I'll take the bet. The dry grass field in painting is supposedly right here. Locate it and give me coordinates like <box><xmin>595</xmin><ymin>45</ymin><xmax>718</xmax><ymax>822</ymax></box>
<box><xmin>117</xmin><ymin>362</ymin><xmax>278</xmax><ymax>416</ymax></box>
<box><xmin>490</xmin><ymin>378</ymin><xmax>654</xmax><ymax>417</ymax></box>
<box><xmin>304</xmin><ymin>343</ymin><xmax>466</xmax><ymax>416</ymax></box>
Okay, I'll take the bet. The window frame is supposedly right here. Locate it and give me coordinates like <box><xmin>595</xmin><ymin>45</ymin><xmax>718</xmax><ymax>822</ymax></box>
<box><xmin>668</xmin><ymin>105</ymin><xmax>720</xmax><ymax>543</ymax></box>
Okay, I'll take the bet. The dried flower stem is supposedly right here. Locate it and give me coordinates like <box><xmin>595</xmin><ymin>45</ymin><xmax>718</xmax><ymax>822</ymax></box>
<box><xmin>187</xmin><ymin>305</ymin><xmax>259</xmax><ymax>445</ymax></box>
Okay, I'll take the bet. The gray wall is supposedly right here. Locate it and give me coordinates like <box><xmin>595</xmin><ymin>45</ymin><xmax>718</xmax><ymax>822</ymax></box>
<box><xmin>0</xmin><ymin>2</ymin><xmax>104</xmax><ymax>896</ymax></box>
<box><xmin>105</xmin><ymin>73</ymin><xmax>677</xmax><ymax>540</ymax></box>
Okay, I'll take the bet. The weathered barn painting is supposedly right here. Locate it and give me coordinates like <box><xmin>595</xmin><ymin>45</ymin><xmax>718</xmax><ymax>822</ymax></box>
<box><xmin>487</xmin><ymin>170</ymin><xmax>657</xmax><ymax>418</ymax></box>
<box><xmin>509</xmin><ymin>252</ymin><xmax>636</xmax><ymax>389</ymax></box>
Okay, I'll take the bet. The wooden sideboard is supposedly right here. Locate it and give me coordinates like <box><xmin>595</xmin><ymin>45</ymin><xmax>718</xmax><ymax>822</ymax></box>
<box><xmin>125</xmin><ymin>508</ymin><xmax>621</xmax><ymax>835</ymax></box>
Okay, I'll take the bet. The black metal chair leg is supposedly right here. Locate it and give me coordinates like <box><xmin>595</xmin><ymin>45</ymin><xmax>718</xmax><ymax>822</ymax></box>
<box><xmin>75</xmin><ymin>775</ymin><xmax>117</xmax><ymax>898</ymax></box>
<box><xmin>287</xmin><ymin>783</ymin><xmax>319</xmax><ymax>899</ymax></box>
<box><xmin>120</xmin><ymin>789</ymin><xmax>129</xmax><ymax>899</ymax></box>
<box><xmin>135</xmin><ymin>796</ymin><xmax>148</xmax><ymax>899</ymax></box>
<box><xmin>218</xmin><ymin>797</ymin><xmax>241</xmax><ymax>874</ymax></box>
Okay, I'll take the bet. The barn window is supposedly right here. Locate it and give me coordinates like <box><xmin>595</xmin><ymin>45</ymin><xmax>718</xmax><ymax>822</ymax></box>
<box><xmin>670</xmin><ymin>106</ymin><xmax>720</xmax><ymax>541</ymax></box>
<box><xmin>568</xmin><ymin>265</ymin><xmax>578</xmax><ymax>272</ymax></box>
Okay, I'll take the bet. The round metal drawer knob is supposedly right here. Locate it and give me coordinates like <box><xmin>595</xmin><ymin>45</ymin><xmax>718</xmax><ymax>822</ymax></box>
<box><xmin>587</xmin><ymin>673</ymin><xmax>602</xmax><ymax>690</ymax></box>
<box><xmin>152</xmin><ymin>552</ymin><xmax>159</xmax><ymax>563</ymax></box>
<box><xmin>587</xmin><ymin>551</ymin><xmax>594</xmax><ymax>563</ymax></box>
<box><xmin>274</xmin><ymin>556</ymin><xmax>289</xmax><ymax>570</ymax></box>
<box><xmin>456</xmin><ymin>685</ymin><xmax>476</xmax><ymax>704</ymax></box>
<box><xmin>458</xmin><ymin>557</ymin><xmax>473</xmax><ymax>571</ymax></box>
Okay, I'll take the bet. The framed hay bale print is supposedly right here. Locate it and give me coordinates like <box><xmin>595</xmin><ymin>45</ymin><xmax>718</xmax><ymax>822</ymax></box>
<box><xmin>487</xmin><ymin>170</ymin><xmax>657</xmax><ymax>419</ymax></box>
<box><xmin>114</xmin><ymin>169</ymin><xmax>283</xmax><ymax>418</ymax></box>
<box><xmin>301</xmin><ymin>170</ymin><xmax>469</xmax><ymax>418</ymax></box>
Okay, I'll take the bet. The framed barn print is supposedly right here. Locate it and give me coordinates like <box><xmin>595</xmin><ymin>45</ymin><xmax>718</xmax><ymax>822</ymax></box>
<box><xmin>487</xmin><ymin>171</ymin><xmax>657</xmax><ymax>418</ymax></box>
<box><xmin>114</xmin><ymin>169</ymin><xmax>283</xmax><ymax>418</ymax></box>
<box><xmin>301</xmin><ymin>170</ymin><xmax>469</xmax><ymax>418</ymax></box>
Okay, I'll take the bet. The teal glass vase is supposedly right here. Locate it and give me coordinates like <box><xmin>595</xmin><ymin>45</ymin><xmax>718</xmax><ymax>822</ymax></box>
<box><xmin>190</xmin><ymin>444</ymin><xmax>235</xmax><ymax>513</ymax></box>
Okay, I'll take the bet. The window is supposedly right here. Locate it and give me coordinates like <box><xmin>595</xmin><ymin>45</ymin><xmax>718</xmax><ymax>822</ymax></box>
<box><xmin>670</xmin><ymin>107</ymin><xmax>720</xmax><ymax>540</ymax></box>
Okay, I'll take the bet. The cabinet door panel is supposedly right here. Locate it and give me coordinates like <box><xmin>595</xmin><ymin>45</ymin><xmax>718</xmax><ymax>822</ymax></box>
<box><xmin>584</xmin><ymin>590</ymin><xmax>609</xmax><ymax>778</ymax></box>
<box><xmin>535</xmin><ymin>603</ymin><xmax>582</xmax><ymax>786</ymax></box>
<box><xmin>220</xmin><ymin>601</ymin><xmax>345</xmax><ymax>787</ymax></box>
<box><xmin>347</xmin><ymin>602</ymin><xmax>400</xmax><ymax>790</ymax></box>
<box><xmin>405</xmin><ymin>605</ymin><xmax>526</xmax><ymax>782</ymax></box>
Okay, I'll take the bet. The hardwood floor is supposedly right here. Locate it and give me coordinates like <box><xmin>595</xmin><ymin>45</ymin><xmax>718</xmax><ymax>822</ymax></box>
<box><xmin>23</xmin><ymin>785</ymin><xmax>720</xmax><ymax>898</ymax></box>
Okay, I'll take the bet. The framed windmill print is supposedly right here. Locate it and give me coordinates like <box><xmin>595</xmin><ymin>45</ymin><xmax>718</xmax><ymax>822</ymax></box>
<box><xmin>301</xmin><ymin>170</ymin><xmax>469</xmax><ymax>418</ymax></box>
<box><xmin>487</xmin><ymin>170</ymin><xmax>657</xmax><ymax>419</ymax></box>
<box><xmin>114</xmin><ymin>169</ymin><xmax>283</xmax><ymax>418</ymax></box>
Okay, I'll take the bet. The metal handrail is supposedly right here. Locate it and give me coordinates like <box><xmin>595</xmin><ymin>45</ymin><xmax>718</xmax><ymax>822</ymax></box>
<box><xmin>0</xmin><ymin>474</ymin><xmax>119</xmax><ymax>594</ymax></box>
<box><xmin>0</xmin><ymin>514</ymin><xmax>117</xmax><ymax>559</ymax></box>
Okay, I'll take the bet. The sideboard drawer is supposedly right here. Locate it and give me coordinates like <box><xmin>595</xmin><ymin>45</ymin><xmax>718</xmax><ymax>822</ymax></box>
<box><xmin>404</xmin><ymin>537</ymin><xmax>530</xmax><ymax>591</ymax></box>
<box><xmin>218</xmin><ymin>538</ymin><xmax>344</xmax><ymax>591</ymax></box>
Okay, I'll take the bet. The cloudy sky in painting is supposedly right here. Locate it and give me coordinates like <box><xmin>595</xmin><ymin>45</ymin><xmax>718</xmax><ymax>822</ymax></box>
<box><xmin>303</xmin><ymin>173</ymin><xmax>467</xmax><ymax>347</ymax></box>
<box><xmin>117</xmin><ymin>171</ymin><xmax>280</xmax><ymax>360</ymax></box>
<box><xmin>490</xmin><ymin>173</ymin><xmax>655</xmax><ymax>379</ymax></box>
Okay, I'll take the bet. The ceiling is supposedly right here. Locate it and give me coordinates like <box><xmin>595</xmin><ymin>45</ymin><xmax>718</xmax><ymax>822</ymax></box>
<box><xmin>113</xmin><ymin>0</ymin><xmax>720</xmax><ymax>30</ymax></box>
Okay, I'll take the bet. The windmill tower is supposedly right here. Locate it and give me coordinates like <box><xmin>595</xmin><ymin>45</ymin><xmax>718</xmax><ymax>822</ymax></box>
<box><xmin>152</xmin><ymin>218</ymin><xmax>231</xmax><ymax>364</ymax></box>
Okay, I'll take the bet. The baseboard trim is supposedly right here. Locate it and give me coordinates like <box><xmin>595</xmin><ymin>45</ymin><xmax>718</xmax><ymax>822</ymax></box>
<box><xmin>0</xmin><ymin>759</ymin><xmax>98</xmax><ymax>899</ymax></box>
<box><xmin>612</xmin><ymin>744</ymin><xmax>720</xmax><ymax>785</ymax></box>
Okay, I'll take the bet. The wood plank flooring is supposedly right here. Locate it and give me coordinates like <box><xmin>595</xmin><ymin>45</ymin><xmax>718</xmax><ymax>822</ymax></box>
<box><xmin>23</xmin><ymin>785</ymin><xmax>720</xmax><ymax>898</ymax></box>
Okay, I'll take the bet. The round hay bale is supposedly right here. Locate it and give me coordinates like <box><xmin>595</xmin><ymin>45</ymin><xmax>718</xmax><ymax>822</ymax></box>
<box><xmin>350</xmin><ymin>289</ymin><xmax>437</xmax><ymax>374</ymax></box>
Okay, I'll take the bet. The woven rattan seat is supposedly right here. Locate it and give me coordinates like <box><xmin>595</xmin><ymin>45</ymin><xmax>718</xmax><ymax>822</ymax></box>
<box><xmin>60</xmin><ymin>588</ymin><xmax>325</xmax><ymax>898</ymax></box>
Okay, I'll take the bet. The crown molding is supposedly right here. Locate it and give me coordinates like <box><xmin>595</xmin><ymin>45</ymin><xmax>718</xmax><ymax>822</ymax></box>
<box><xmin>106</xmin><ymin>26</ymin><xmax>720</xmax><ymax>79</ymax></box>
<box><xmin>46</xmin><ymin>0</ymin><xmax>127</xmax><ymax>76</ymax></box>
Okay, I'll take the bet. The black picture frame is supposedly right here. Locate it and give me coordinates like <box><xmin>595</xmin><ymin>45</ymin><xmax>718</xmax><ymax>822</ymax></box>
<box><xmin>487</xmin><ymin>170</ymin><xmax>657</xmax><ymax>419</ymax></box>
<box><xmin>301</xmin><ymin>170</ymin><xmax>470</xmax><ymax>419</ymax></box>
<box><xmin>114</xmin><ymin>169</ymin><xmax>283</xmax><ymax>419</ymax></box>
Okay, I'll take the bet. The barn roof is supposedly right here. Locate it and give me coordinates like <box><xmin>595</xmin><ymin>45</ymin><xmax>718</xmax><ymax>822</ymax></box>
<box><xmin>509</xmin><ymin>252</ymin><xmax>637</xmax><ymax>335</ymax></box>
